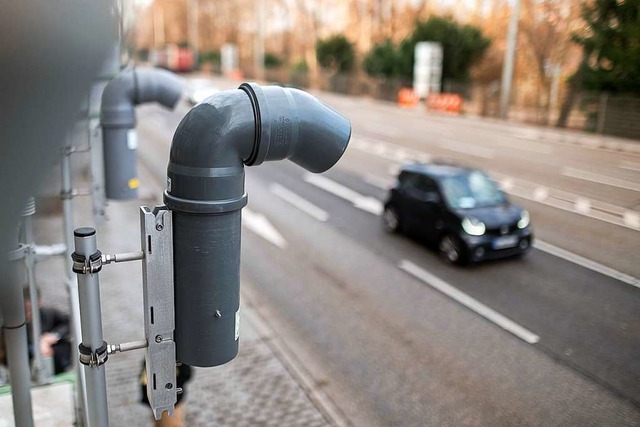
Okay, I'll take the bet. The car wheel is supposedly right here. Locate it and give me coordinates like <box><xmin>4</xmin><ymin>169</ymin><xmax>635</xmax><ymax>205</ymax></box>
<box><xmin>439</xmin><ymin>234</ymin><xmax>467</xmax><ymax>265</ymax></box>
<box><xmin>382</xmin><ymin>205</ymin><xmax>402</xmax><ymax>233</ymax></box>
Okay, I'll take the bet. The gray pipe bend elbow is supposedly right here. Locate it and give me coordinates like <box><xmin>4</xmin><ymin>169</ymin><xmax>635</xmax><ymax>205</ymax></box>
<box><xmin>163</xmin><ymin>89</ymin><xmax>255</xmax><ymax>214</ymax></box>
<box><xmin>100</xmin><ymin>67</ymin><xmax>184</xmax><ymax>200</ymax></box>
<box><xmin>101</xmin><ymin>67</ymin><xmax>184</xmax><ymax>128</ymax></box>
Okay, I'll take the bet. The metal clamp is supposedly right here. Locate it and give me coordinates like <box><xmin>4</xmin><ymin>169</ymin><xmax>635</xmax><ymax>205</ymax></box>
<box><xmin>78</xmin><ymin>341</ymin><xmax>109</xmax><ymax>367</ymax></box>
<box><xmin>8</xmin><ymin>244</ymin><xmax>27</xmax><ymax>261</ymax></box>
<box><xmin>71</xmin><ymin>250</ymin><xmax>103</xmax><ymax>274</ymax></box>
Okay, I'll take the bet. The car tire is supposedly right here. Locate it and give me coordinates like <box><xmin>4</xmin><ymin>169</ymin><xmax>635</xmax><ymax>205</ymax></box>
<box><xmin>439</xmin><ymin>234</ymin><xmax>467</xmax><ymax>265</ymax></box>
<box><xmin>382</xmin><ymin>205</ymin><xmax>402</xmax><ymax>233</ymax></box>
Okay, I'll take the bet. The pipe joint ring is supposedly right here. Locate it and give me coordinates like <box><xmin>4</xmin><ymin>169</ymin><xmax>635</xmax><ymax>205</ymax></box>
<box><xmin>164</xmin><ymin>191</ymin><xmax>248</xmax><ymax>214</ymax></box>
<box><xmin>8</xmin><ymin>244</ymin><xmax>27</xmax><ymax>261</ymax></box>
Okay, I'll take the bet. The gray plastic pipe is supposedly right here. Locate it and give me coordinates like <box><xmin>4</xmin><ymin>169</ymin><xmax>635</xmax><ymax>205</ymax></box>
<box><xmin>101</xmin><ymin>68</ymin><xmax>184</xmax><ymax>200</ymax></box>
<box><xmin>164</xmin><ymin>83</ymin><xmax>351</xmax><ymax>367</ymax></box>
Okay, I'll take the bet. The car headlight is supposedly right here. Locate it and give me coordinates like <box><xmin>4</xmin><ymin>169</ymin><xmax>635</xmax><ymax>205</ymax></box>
<box><xmin>462</xmin><ymin>217</ymin><xmax>486</xmax><ymax>236</ymax></box>
<box><xmin>517</xmin><ymin>210</ymin><xmax>530</xmax><ymax>229</ymax></box>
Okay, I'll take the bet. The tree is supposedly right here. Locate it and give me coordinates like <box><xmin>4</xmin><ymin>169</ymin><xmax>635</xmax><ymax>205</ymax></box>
<box><xmin>397</xmin><ymin>16</ymin><xmax>490</xmax><ymax>84</ymax></box>
<box><xmin>517</xmin><ymin>0</ymin><xmax>583</xmax><ymax>124</ymax></box>
<box><xmin>573</xmin><ymin>0</ymin><xmax>640</xmax><ymax>94</ymax></box>
<box><xmin>264</xmin><ymin>52</ymin><xmax>283</xmax><ymax>69</ymax></box>
<box><xmin>363</xmin><ymin>40</ymin><xmax>399</xmax><ymax>78</ymax></box>
<box><xmin>316</xmin><ymin>35</ymin><xmax>356</xmax><ymax>73</ymax></box>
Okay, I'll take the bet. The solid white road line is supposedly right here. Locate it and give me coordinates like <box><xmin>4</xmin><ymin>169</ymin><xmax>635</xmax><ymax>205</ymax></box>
<box><xmin>399</xmin><ymin>260</ymin><xmax>540</xmax><ymax>344</ymax></box>
<box><xmin>304</xmin><ymin>174</ymin><xmax>383</xmax><ymax>215</ymax></box>
<box><xmin>243</xmin><ymin>208</ymin><xmax>287</xmax><ymax>249</ymax></box>
<box><xmin>619</xmin><ymin>161</ymin><xmax>640</xmax><ymax>172</ymax></box>
<box><xmin>533</xmin><ymin>240</ymin><xmax>640</xmax><ymax>289</ymax></box>
<box><xmin>439</xmin><ymin>139</ymin><xmax>495</xmax><ymax>159</ymax></box>
<box><xmin>270</xmin><ymin>183</ymin><xmax>329</xmax><ymax>222</ymax></box>
<box><xmin>368</xmin><ymin>123</ymin><xmax>400</xmax><ymax>138</ymax></box>
<box><xmin>350</xmin><ymin>135</ymin><xmax>431</xmax><ymax>164</ymax></box>
<box><xmin>562</xmin><ymin>167</ymin><xmax>640</xmax><ymax>192</ymax></box>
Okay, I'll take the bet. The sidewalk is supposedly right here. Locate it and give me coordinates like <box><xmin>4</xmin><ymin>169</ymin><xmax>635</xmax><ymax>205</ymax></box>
<box><xmin>1</xmin><ymin>157</ymin><xmax>343</xmax><ymax>426</ymax></box>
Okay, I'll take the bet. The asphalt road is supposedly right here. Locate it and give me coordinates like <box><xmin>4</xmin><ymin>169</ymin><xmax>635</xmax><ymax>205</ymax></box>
<box><xmin>134</xmin><ymin>77</ymin><xmax>640</xmax><ymax>426</ymax></box>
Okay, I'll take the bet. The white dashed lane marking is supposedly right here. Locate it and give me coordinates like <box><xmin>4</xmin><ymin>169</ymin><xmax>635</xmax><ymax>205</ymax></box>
<box><xmin>619</xmin><ymin>161</ymin><xmax>640</xmax><ymax>172</ymax></box>
<box><xmin>399</xmin><ymin>260</ymin><xmax>540</xmax><ymax>344</ymax></box>
<box><xmin>304</xmin><ymin>174</ymin><xmax>383</xmax><ymax>216</ymax></box>
<box><xmin>271</xmin><ymin>183</ymin><xmax>330</xmax><ymax>222</ymax></box>
<box><xmin>243</xmin><ymin>208</ymin><xmax>287</xmax><ymax>249</ymax></box>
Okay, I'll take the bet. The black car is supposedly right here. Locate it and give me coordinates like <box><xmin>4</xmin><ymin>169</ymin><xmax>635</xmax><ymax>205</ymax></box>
<box><xmin>382</xmin><ymin>162</ymin><xmax>532</xmax><ymax>264</ymax></box>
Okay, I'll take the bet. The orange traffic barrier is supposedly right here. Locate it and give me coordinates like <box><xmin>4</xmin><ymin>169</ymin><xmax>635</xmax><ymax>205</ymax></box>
<box><xmin>426</xmin><ymin>93</ymin><xmax>463</xmax><ymax>114</ymax></box>
<box><xmin>397</xmin><ymin>88</ymin><xmax>419</xmax><ymax>108</ymax></box>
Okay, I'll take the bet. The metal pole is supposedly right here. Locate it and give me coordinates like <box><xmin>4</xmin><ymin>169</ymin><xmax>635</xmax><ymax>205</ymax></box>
<box><xmin>88</xmin><ymin>113</ymin><xmax>107</xmax><ymax>226</ymax></box>
<box><xmin>549</xmin><ymin>64</ymin><xmax>562</xmax><ymax>122</ymax></box>
<box><xmin>73</xmin><ymin>228</ymin><xmax>109</xmax><ymax>427</ymax></box>
<box><xmin>20</xmin><ymin>197</ymin><xmax>47</xmax><ymax>384</ymax></box>
<box><xmin>61</xmin><ymin>145</ymin><xmax>89</xmax><ymax>426</ymax></box>
<box><xmin>499</xmin><ymin>0</ymin><xmax>521</xmax><ymax>119</ymax></box>
<box><xmin>4</xmin><ymin>240</ymin><xmax>34</xmax><ymax>427</ymax></box>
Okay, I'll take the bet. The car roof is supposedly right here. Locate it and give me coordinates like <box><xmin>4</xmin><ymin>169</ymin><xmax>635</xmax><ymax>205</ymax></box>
<box><xmin>400</xmin><ymin>162</ymin><xmax>476</xmax><ymax>179</ymax></box>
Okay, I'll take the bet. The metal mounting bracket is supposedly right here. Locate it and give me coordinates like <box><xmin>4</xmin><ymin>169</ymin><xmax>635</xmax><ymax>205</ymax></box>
<box><xmin>141</xmin><ymin>206</ymin><xmax>177</xmax><ymax>420</ymax></box>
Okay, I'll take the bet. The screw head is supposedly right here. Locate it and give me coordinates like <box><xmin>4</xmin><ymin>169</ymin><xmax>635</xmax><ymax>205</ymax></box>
<box><xmin>214</xmin><ymin>310</ymin><xmax>222</xmax><ymax>318</ymax></box>
<box><xmin>155</xmin><ymin>335</ymin><xmax>162</xmax><ymax>343</ymax></box>
<box><xmin>165</xmin><ymin>383</ymin><xmax>173</xmax><ymax>390</ymax></box>
<box><xmin>156</xmin><ymin>223</ymin><xmax>164</xmax><ymax>231</ymax></box>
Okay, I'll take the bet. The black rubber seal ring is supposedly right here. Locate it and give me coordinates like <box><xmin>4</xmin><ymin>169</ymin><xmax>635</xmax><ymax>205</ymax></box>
<box><xmin>2</xmin><ymin>323</ymin><xmax>26</xmax><ymax>330</ymax></box>
<box><xmin>239</xmin><ymin>83</ymin><xmax>261</xmax><ymax>166</ymax></box>
<box><xmin>164</xmin><ymin>191</ymin><xmax>248</xmax><ymax>214</ymax></box>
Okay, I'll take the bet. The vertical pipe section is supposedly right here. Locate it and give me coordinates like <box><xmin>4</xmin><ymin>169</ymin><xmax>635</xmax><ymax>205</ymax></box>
<box><xmin>62</xmin><ymin>144</ymin><xmax>89</xmax><ymax>425</ymax></box>
<box><xmin>73</xmin><ymin>228</ymin><xmax>108</xmax><ymax>427</ymax></box>
<box><xmin>172</xmin><ymin>210</ymin><xmax>242</xmax><ymax>366</ymax></box>
<box><xmin>21</xmin><ymin>198</ymin><xmax>46</xmax><ymax>384</ymax></box>
<box><xmin>89</xmin><ymin>44</ymin><xmax>120</xmax><ymax>225</ymax></box>
<box><xmin>4</xmin><ymin>239</ymin><xmax>34</xmax><ymax>427</ymax></box>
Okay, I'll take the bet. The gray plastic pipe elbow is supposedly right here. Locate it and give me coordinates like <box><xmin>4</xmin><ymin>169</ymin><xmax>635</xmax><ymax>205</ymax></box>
<box><xmin>164</xmin><ymin>83</ymin><xmax>351</xmax><ymax>367</ymax></box>
<box><xmin>101</xmin><ymin>68</ymin><xmax>184</xmax><ymax>200</ymax></box>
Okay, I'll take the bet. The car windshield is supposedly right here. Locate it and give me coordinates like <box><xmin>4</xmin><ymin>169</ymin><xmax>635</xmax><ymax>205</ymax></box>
<box><xmin>440</xmin><ymin>171</ymin><xmax>506</xmax><ymax>209</ymax></box>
